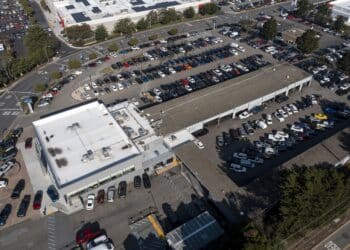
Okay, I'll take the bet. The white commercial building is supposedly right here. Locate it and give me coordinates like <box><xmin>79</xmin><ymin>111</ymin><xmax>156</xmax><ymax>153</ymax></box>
<box><xmin>32</xmin><ymin>101</ymin><xmax>175</xmax><ymax>213</ymax></box>
<box><xmin>49</xmin><ymin>0</ymin><xmax>211</xmax><ymax>31</ymax></box>
<box><xmin>330</xmin><ymin>0</ymin><xmax>350</xmax><ymax>25</ymax></box>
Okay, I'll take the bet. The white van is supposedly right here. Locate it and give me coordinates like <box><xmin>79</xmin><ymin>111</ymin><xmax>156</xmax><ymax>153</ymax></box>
<box><xmin>88</xmin><ymin>243</ymin><xmax>115</xmax><ymax>250</ymax></box>
<box><xmin>87</xmin><ymin>234</ymin><xmax>114</xmax><ymax>250</ymax></box>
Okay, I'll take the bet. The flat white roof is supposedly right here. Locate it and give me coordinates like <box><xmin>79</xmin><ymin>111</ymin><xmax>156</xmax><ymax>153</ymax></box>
<box><xmin>33</xmin><ymin>101</ymin><xmax>140</xmax><ymax>187</ymax></box>
<box><xmin>330</xmin><ymin>0</ymin><xmax>350</xmax><ymax>9</ymax></box>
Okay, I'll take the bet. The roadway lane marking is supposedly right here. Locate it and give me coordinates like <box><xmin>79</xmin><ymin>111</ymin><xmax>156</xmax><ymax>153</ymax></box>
<box><xmin>47</xmin><ymin>216</ymin><xmax>57</xmax><ymax>250</ymax></box>
<box><xmin>324</xmin><ymin>241</ymin><xmax>341</xmax><ymax>250</ymax></box>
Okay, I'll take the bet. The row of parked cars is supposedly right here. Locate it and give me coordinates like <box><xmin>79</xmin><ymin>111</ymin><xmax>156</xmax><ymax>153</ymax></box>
<box><xmin>85</xmin><ymin>173</ymin><xmax>151</xmax><ymax>211</ymax></box>
<box><xmin>143</xmin><ymin>54</ymin><xmax>270</xmax><ymax>104</ymax></box>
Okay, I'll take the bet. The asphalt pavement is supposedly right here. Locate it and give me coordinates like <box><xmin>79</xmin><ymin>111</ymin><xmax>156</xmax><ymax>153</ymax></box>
<box><xmin>313</xmin><ymin>220</ymin><xmax>350</xmax><ymax>250</ymax></box>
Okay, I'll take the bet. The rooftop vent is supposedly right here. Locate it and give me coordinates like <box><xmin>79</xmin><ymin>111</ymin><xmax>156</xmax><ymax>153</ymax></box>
<box><xmin>55</xmin><ymin>158</ymin><xmax>68</xmax><ymax>168</ymax></box>
<box><xmin>102</xmin><ymin>147</ymin><xmax>112</xmax><ymax>158</ymax></box>
<box><xmin>47</xmin><ymin>147</ymin><xmax>62</xmax><ymax>157</ymax></box>
<box><xmin>67</xmin><ymin>122</ymin><xmax>81</xmax><ymax>131</ymax></box>
<box><xmin>121</xmin><ymin>144</ymin><xmax>132</xmax><ymax>150</ymax></box>
<box><xmin>81</xmin><ymin>149</ymin><xmax>94</xmax><ymax>163</ymax></box>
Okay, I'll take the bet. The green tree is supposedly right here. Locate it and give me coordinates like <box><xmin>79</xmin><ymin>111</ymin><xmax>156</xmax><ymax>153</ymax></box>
<box><xmin>40</xmin><ymin>0</ymin><xmax>50</xmax><ymax>11</ymax></box>
<box><xmin>67</xmin><ymin>59</ymin><xmax>81</xmax><ymax>69</ymax></box>
<box><xmin>296</xmin><ymin>29</ymin><xmax>319</xmax><ymax>54</ymax></box>
<box><xmin>337</xmin><ymin>51</ymin><xmax>350</xmax><ymax>75</ymax></box>
<box><xmin>94</xmin><ymin>24</ymin><xmax>108</xmax><ymax>42</ymax></box>
<box><xmin>136</xmin><ymin>18</ymin><xmax>149</xmax><ymax>31</ymax></box>
<box><xmin>183</xmin><ymin>7</ymin><xmax>195</xmax><ymax>19</ymax></box>
<box><xmin>199</xmin><ymin>3</ymin><xmax>219</xmax><ymax>16</ymax></box>
<box><xmin>261</xmin><ymin>18</ymin><xmax>277</xmax><ymax>40</ymax></box>
<box><xmin>24</xmin><ymin>25</ymin><xmax>54</xmax><ymax>52</ymax></box>
<box><xmin>50</xmin><ymin>71</ymin><xmax>62</xmax><ymax>80</ymax></box>
<box><xmin>146</xmin><ymin>10</ymin><xmax>159</xmax><ymax>27</ymax></box>
<box><xmin>88</xmin><ymin>52</ymin><xmax>98</xmax><ymax>60</ymax></box>
<box><xmin>159</xmin><ymin>9</ymin><xmax>180</xmax><ymax>24</ymax></box>
<box><xmin>34</xmin><ymin>83</ymin><xmax>47</xmax><ymax>93</ymax></box>
<box><xmin>65</xmin><ymin>24</ymin><xmax>94</xmax><ymax>41</ymax></box>
<box><xmin>333</xmin><ymin>16</ymin><xmax>345</xmax><ymax>32</ymax></box>
<box><xmin>113</xmin><ymin>18</ymin><xmax>135</xmax><ymax>35</ymax></box>
<box><xmin>296</xmin><ymin>0</ymin><xmax>311</xmax><ymax>18</ymax></box>
<box><xmin>107</xmin><ymin>43</ymin><xmax>119</xmax><ymax>52</ymax></box>
<box><xmin>275</xmin><ymin>165</ymin><xmax>350</xmax><ymax>238</ymax></box>
<box><xmin>239</xmin><ymin>19</ymin><xmax>254</xmax><ymax>32</ymax></box>
<box><xmin>168</xmin><ymin>28</ymin><xmax>179</xmax><ymax>36</ymax></box>
<box><xmin>128</xmin><ymin>37</ymin><xmax>139</xmax><ymax>46</ymax></box>
<box><xmin>148</xmin><ymin>34</ymin><xmax>158</xmax><ymax>41</ymax></box>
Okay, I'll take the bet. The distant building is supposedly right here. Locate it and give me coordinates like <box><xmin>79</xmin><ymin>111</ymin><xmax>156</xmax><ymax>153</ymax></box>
<box><xmin>33</xmin><ymin>101</ymin><xmax>175</xmax><ymax>213</ymax></box>
<box><xmin>329</xmin><ymin>0</ymin><xmax>350</xmax><ymax>25</ymax></box>
<box><xmin>49</xmin><ymin>0</ymin><xmax>210</xmax><ymax>31</ymax></box>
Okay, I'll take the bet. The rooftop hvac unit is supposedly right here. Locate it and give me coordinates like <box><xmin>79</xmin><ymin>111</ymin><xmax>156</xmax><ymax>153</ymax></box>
<box><xmin>102</xmin><ymin>147</ymin><xmax>111</xmax><ymax>158</ymax></box>
<box><xmin>81</xmin><ymin>150</ymin><xmax>94</xmax><ymax>163</ymax></box>
<box><xmin>67</xmin><ymin>122</ymin><xmax>81</xmax><ymax>131</ymax></box>
<box><xmin>55</xmin><ymin>158</ymin><xmax>68</xmax><ymax>168</ymax></box>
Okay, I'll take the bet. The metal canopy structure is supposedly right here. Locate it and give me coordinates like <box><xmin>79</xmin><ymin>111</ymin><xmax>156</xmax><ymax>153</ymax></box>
<box><xmin>166</xmin><ymin>211</ymin><xmax>224</xmax><ymax>250</ymax></box>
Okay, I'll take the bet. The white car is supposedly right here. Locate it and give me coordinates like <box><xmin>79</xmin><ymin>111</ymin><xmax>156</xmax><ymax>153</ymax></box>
<box><xmin>290</xmin><ymin>124</ymin><xmax>303</xmax><ymax>133</ymax></box>
<box><xmin>230</xmin><ymin>164</ymin><xmax>247</xmax><ymax>173</ymax></box>
<box><xmin>158</xmin><ymin>71</ymin><xmax>166</xmax><ymax>78</ymax></box>
<box><xmin>256</xmin><ymin>120</ymin><xmax>267</xmax><ymax>129</ymax></box>
<box><xmin>93</xmin><ymin>90</ymin><xmax>99</xmax><ymax>96</ymax></box>
<box><xmin>0</xmin><ymin>160</ymin><xmax>15</xmax><ymax>176</ymax></box>
<box><xmin>237</xmin><ymin>46</ymin><xmax>246</xmax><ymax>52</ymax></box>
<box><xmin>193</xmin><ymin>139</ymin><xmax>204</xmax><ymax>149</ymax></box>
<box><xmin>87</xmin><ymin>234</ymin><xmax>110</xmax><ymax>249</ymax></box>
<box><xmin>116</xmin><ymin>74</ymin><xmax>124</xmax><ymax>81</ymax></box>
<box><xmin>91</xmin><ymin>82</ymin><xmax>98</xmax><ymax>89</ymax></box>
<box><xmin>0</xmin><ymin>179</ymin><xmax>8</xmax><ymax>188</ymax></box>
<box><xmin>154</xmin><ymin>95</ymin><xmax>162</xmax><ymax>103</ymax></box>
<box><xmin>266</xmin><ymin>114</ymin><xmax>272</xmax><ymax>125</ymax></box>
<box><xmin>86</xmin><ymin>194</ymin><xmax>95</xmax><ymax>210</ymax></box>
<box><xmin>111</xmin><ymin>84</ymin><xmax>118</xmax><ymax>92</ymax></box>
<box><xmin>131</xmin><ymin>46</ymin><xmax>140</xmax><ymax>50</ymax></box>
<box><xmin>283</xmin><ymin>106</ymin><xmax>293</xmax><ymax>115</ymax></box>
<box><xmin>184</xmin><ymin>84</ymin><xmax>192</xmax><ymax>92</ymax></box>
<box><xmin>169</xmin><ymin>67</ymin><xmax>176</xmax><ymax>74</ymax></box>
<box><xmin>289</xmin><ymin>104</ymin><xmax>298</xmax><ymax>113</ymax></box>
<box><xmin>238</xmin><ymin>111</ymin><xmax>252</xmax><ymax>120</ymax></box>
<box><xmin>274</xmin><ymin>112</ymin><xmax>285</xmax><ymax>122</ymax></box>
<box><xmin>278</xmin><ymin>109</ymin><xmax>288</xmax><ymax>118</ymax></box>
<box><xmin>233</xmin><ymin>152</ymin><xmax>248</xmax><ymax>160</ymax></box>
<box><xmin>310</xmin><ymin>94</ymin><xmax>318</xmax><ymax>104</ymax></box>
<box><xmin>117</xmin><ymin>83</ymin><xmax>124</xmax><ymax>91</ymax></box>
<box><xmin>153</xmin><ymin>88</ymin><xmax>162</xmax><ymax>96</ymax></box>
<box><xmin>83</xmin><ymin>84</ymin><xmax>91</xmax><ymax>91</ymax></box>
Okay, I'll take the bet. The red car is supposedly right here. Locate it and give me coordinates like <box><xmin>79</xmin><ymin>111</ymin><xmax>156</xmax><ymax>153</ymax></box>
<box><xmin>76</xmin><ymin>227</ymin><xmax>102</xmax><ymax>245</ymax></box>
<box><xmin>33</xmin><ymin>190</ymin><xmax>43</xmax><ymax>210</ymax></box>
<box><xmin>25</xmin><ymin>137</ymin><xmax>32</xmax><ymax>149</ymax></box>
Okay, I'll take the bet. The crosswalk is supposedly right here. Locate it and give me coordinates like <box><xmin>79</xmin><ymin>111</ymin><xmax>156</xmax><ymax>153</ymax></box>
<box><xmin>0</xmin><ymin>111</ymin><xmax>21</xmax><ymax>116</ymax></box>
<box><xmin>47</xmin><ymin>216</ymin><xmax>57</xmax><ymax>250</ymax></box>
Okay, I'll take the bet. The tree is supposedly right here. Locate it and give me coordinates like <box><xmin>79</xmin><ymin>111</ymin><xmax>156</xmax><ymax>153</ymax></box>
<box><xmin>136</xmin><ymin>18</ymin><xmax>149</xmax><ymax>31</ymax></box>
<box><xmin>50</xmin><ymin>71</ymin><xmax>62</xmax><ymax>80</ymax></box>
<box><xmin>296</xmin><ymin>29</ymin><xmax>319</xmax><ymax>54</ymax></box>
<box><xmin>34</xmin><ymin>83</ymin><xmax>47</xmax><ymax>93</ymax></box>
<box><xmin>67</xmin><ymin>59</ymin><xmax>81</xmax><ymax>69</ymax></box>
<box><xmin>65</xmin><ymin>24</ymin><xmax>94</xmax><ymax>42</ymax></box>
<box><xmin>334</xmin><ymin>16</ymin><xmax>345</xmax><ymax>32</ymax></box>
<box><xmin>183</xmin><ymin>7</ymin><xmax>195</xmax><ymax>19</ymax></box>
<box><xmin>24</xmin><ymin>25</ymin><xmax>54</xmax><ymax>52</ymax></box>
<box><xmin>94</xmin><ymin>24</ymin><xmax>108</xmax><ymax>42</ymax></box>
<box><xmin>199</xmin><ymin>3</ymin><xmax>219</xmax><ymax>16</ymax></box>
<box><xmin>128</xmin><ymin>37</ymin><xmax>139</xmax><ymax>46</ymax></box>
<box><xmin>337</xmin><ymin>51</ymin><xmax>350</xmax><ymax>75</ymax></box>
<box><xmin>168</xmin><ymin>28</ymin><xmax>178</xmax><ymax>36</ymax></box>
<box><xmin>159</xmin><ymin>9</ymin><xmax>181</xmax><ymax>24</ymax></box>
<box><xmin>146</xmin><ymin>10</ymin><xmax>159</xmax><ymax>27</ymax></box>
<box><xmin>148</xmin><ymin>34</ymin><xmax>158</xmax><ymax>41</ymax></box>
<box><xmin>274</xmin><ymin>165</ymin><xmax>350</xmax><ymax>238</ymax></box>
<box><xmin>239</xmin><ymin>19</ymin><xmax>254</xmax><ymax>32</ymax></box>
<box><xmin>88</xmin><ymin>52</ymin><xmax>98</xmax><ymax>60</ymax></box>
<box><xmin>40</xmin><ymin>0</ymin><xmax>50</xmax><ymax>12</ymax></box>
<box><xmin>107</xmin><ymin>43</ymin><xmax>119</xmax><ymax>52</ymax></box>
<box><xmin>296</xmin><ymin>0</ymin><xmax>311</xmax><ymax>18</ymax></box>
<box><xmin>261</xmin><ymin>18</ymin><xmax>277</xmax><ymax>40</ymax></box>
<box><xmin>113</xmin><ymin>18</ymin><xmax>135</xmax><ymax>35</ymax></box>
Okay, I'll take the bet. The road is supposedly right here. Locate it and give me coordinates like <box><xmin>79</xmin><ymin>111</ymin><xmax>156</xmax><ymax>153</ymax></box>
<box><xmin>313</xmin><ymin>220</ymin><xmax>350</xmax><ymax>250</ymax></box>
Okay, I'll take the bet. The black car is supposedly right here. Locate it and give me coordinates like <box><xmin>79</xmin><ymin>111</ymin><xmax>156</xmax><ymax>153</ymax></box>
<box><xmin>47</xmin><ymin>185</ymin><xmax>59</xmax><ymax>202</ymax></box>
<box><xmin>118</xmin><ymin>181</ymin><xmax>127</xmax><ymax>198</ymax></box>
<box><xmin>142</xmin><ymin>173</ymin><xmax>151</xmax><ymax>189</ymax></box>
<box><xmin>11</xmin><ymin>179</ymin><xmax>25</xmax><ymax>199</ymax></box>
<box><xmin>134</xmin><ymin>176</ymin><xmax>142</xmax><ymax>189</ymax></box>
<box><xmin>12</xmin><ymin>127</ymin><xmax>23</xmax><ymax>138</ymax></box>
<box><xmin>0</xmin><ymin>204</ymin><xmax>12</xmax><ymax>226</ymax></box>
<box><xmin>17</xmin><ymin>195</ymin><xmax>30</xmax><ymax>217</ymax></box>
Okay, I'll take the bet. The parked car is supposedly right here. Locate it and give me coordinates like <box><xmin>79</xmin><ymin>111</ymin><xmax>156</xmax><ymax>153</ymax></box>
<box><xmin>118</xmin><ymin>181</ymin><xmax>127</xmax><ymax>198</ymax></box>
<box><xmin>47</xmin><ymin>185</ymin><xmax>59</xmax><ymax>202</ymax></box>
<box><xmin>17</xmin><ymin>195</ymin><xmax>30</xmax><ymax>217</ymax></box>
<box><xmin>25</xmin><ymin>137</ymin><xmax>32</xmax><ymax>149</ymax></box>
<box><xmin>11</xmin><ymin>179</ymin><xmax>25</xmax><ymax>199</ymax></box>
<box><xmin>142</xmin><ymin>173</ymin><xmax>151</xmax><ymax>189</ymax></box>
<box><xmin>229</xmin><ymin>164</ymin><xmax>247</xmax><ymax>173</ymax></box>
<box><xmin>97</xmin><ymin>190</ymin><xmax>105</xmax><ymax>204</ymax></box>
<box><xmin>216</xmin><ymin>136</ymin><xmax>224</xmax><ymax>147</ymax></box>
<box><xmin>0</xmin><ymin>178</ymin><xmax>8</xmax><ymax>188</ymax></box>
<box><xmin>0</xmin><ymin>204</ymin><xmax>12</xmax><ymax>226</ymax></box>
<box><xmin>107</xmin><ymin>186</ymin><xmax>116</xmax><ymax>202</ymax></box>
<box><xmin>86</xmin><ymin>194</ymin><xmax>95</xmax><ymax>210</ymax></box>
<box><xmin>76</xmin><ymin>226</ymin><xmax>102</xmax><ymax>245</ymax></box>
<box><xmin>0</xmin><ymin>160</ymin><xmax>15</xmax><ymax>176</ymax></box>
<box><xmin>134</xmin><ymin>175</ymin><xmax>142</xmax><ymax>189</ymax></box>
<box><xmin>33</xmin><ymin>190</ymin><xmax>43</xmax><ymax>210</ymax></box>
<box><xmin>87</xmin><ymin>234</ymin><xmax>112</xmax><ymax>249</ymax></box>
